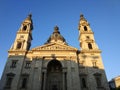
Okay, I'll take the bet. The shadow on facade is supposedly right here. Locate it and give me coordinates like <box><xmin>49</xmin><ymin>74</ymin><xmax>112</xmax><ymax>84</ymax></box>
<box><xmin>0</xmin><ymin>54</ymin><xmax>110</xmax><ymax>90</ymax></box>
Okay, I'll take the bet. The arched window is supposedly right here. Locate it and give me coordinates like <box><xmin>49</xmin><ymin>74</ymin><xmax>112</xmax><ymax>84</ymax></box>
<box><xmin>21</xmin><ymin>77</ymin><xmax>27</xmax><ymax>88</ymax></box>
<box><xmin>6</xmin><ymin>77</ymin><xmax>13</xmax><ymax>88</ymax></box>
<box><xmin>94</xmin><ymin>73</ymin><xmax>102</xmax><ymax>87</ymax></box>
<box><xmin>82</xmin><ymin>78</ymin><xmax>87</xmax><ymax>88</ymax></box>
<box><xmin>21</xmin><ymin>74</ymin><xmax>29</xmax><ymax>89</ymax></box>
<box><xmin>17</xmin><ymin>42</ymin><xmax>22</xmax><ymax>49</ymax></box>
<box><xmin>88</xmin><ymin>43</ymin><xmax>92</xmax><ymax>49</ymax></box>
<box><xmin>5</xmin><ymin>73</ymin><xmax>15</xmax><ymax>88</ymax></box>
<box><xmin>10</xmin><ymin>60</ymin><xmax>18</xmax><ymax>68</ymax></box>
<box><xmin>96</xmin><ymin>77</ymin><xmax>101</xmax><ymax>87</ymax></box>
<box><xmin>23</xmin><ymin>25</ymin><xmax>27</xmax><ymax>31</ymax></box>
<box><xmin>84</xmin><ymin>26</ymin><xmax>87</xmax><ymax>31</ymax></box>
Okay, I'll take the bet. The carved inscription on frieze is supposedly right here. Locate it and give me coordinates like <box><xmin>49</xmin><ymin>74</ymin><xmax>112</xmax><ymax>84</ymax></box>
<box><xmin>32</xmin><ymin>44</ymin><xmax>76</xmax><ymax>51</ymax></box>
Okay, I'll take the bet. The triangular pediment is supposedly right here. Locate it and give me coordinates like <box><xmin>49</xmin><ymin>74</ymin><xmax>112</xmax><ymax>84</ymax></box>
<box><xmin>31</xmin><ymin>43</ymin><xmax>78</xmax><ymax>51</ymax></box>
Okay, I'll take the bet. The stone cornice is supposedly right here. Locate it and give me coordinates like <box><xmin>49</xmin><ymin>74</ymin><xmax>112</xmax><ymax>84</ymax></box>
<box><xmin>17</xmin><ymin>31</ymin><xmax>30</xmax><ymax>34</ymax></box>
<box><xmin>80</xmin><ymin>32</ymin><xmax>94</xmax><ymax>34</ymax></box>
<box><xmin>8</xmin><ymin>50</ymin><xmax>27</xmax><ymax>53</ymax></box>
<box><xmin>8</xmin><ymin>50</ymin><xmax>27</xmax><ymax>56</ymax></box>
<box><xmin>80</xmin><ymin>49</ymin><xmax>101</xmax><ymax>53</ymax></box>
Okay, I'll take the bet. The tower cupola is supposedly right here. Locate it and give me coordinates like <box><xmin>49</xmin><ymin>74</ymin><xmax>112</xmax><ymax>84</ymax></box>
<box><xmin>9</xmin><ymin>14</ymin><xmax>34</xmax><ymax>52</ymax></box>
<box><xmin>19</xmin><ymin>14</ymin><xmax>33</xmax><ymax>32</ymax></box>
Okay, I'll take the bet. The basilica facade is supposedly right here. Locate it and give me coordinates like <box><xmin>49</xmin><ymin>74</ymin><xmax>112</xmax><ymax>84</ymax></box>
<box><xmin>0</xmin><ymin>14</ymin><xmax>110</xmax><ymax>90</ymax></box>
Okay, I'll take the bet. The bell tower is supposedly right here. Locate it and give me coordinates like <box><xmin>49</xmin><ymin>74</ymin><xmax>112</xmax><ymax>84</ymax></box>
<box><xmin>78</xmin><ymin>14</ymin><xmax>100</xmax><ymax>51</ymax></box>
<box><xmin>78</xmin><ymin>14</ymin><xmax>110</xmax><ymax>90</ymax></box>
<box><xmin>10</xmin><ymin>14</ymin><xmax>33</xmax><ymax>51</ymax></box>
<box><xmin>78</xmin><ymin>14</ymin><xmax>104</xmax><ymax>70</ymax></box>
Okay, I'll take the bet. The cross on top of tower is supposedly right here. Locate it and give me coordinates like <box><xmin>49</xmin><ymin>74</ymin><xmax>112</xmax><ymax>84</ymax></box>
<box><xmin>80</xmin><ymin>14</ymin><xmax>87</xmax><ymax>21</ymax></box>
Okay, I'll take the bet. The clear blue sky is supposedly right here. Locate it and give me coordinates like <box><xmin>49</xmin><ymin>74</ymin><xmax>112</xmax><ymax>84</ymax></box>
<box><xmin>0</xmin><ymin>0</ymin><xmax>120</xmax><ymax>81</ymax></box>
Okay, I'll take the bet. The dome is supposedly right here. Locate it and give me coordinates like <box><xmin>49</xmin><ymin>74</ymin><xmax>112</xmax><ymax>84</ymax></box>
<box><xmin>46</xmin><ymin>26</ymin><xmax>67</xmax><ymax>44</ymax></box>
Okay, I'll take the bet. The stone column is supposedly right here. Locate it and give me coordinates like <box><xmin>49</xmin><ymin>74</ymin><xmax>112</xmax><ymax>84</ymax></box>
<box><xmin>62</xmin><ymin>71</ymin><xmax>65</xmax><ymax>90</ymax></box>
<box><xmin>43</xmin><ymin>70</ymin><xmax>47</xmax><ymax>90</ymax></box>
<box><xmin>62</xmin><ymin>68</ymin><xmax>67</xmax><ymax>90</ymax></box>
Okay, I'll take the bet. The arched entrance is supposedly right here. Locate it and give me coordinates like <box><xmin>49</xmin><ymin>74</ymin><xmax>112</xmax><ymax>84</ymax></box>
<box><xmin>46</xmin><ymin>60</ymin><xmax>62</xmax><ymax>90</ymax></box>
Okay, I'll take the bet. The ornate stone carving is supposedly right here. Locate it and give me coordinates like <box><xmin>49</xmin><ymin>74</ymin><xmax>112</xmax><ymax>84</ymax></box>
<box><xmin>31</xmin><ymin>43</ymin><xmax>77</xmax><ymax>51</ymax></box>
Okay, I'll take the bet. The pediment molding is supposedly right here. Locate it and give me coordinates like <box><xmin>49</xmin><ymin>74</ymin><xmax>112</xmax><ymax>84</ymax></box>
<box><xmin>31</xmin><ymin>43</ymin><xmax>77</xmax><ymax>51</ymax></box>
